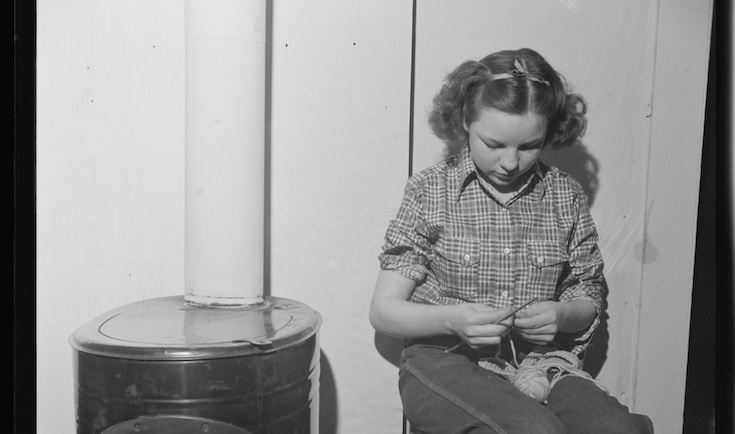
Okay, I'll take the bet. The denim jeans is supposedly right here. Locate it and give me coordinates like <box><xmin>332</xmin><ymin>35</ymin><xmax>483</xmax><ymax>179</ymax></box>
<box><xmin>399</xmin><ymin>337</ymin><xmax>654</xmax><ymax>434</ymax></box>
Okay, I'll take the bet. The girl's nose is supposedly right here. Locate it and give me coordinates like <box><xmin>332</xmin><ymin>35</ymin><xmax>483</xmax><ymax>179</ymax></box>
<box><xmin>500</xmin><ymin>150</ymin><xmax>519</xmax><ymax>172</ymax></box>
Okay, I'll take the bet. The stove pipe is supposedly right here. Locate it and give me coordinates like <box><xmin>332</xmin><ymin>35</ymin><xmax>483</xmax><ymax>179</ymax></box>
<box><xmin>70</xmin><ymin>2</ymin><xmax>322</xmax><ymax>433</ymax></box>
<box><xmin>184</xmin><ymin>0</ymin><xmax>266</xmax><ymax>307</ymax></box>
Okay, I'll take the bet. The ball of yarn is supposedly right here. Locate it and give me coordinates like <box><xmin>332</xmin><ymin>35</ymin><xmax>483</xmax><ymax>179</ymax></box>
<box><xmin>511</xmin><ymin>367</ymin><xmax>551</xmax><ymax>403</ymax></box>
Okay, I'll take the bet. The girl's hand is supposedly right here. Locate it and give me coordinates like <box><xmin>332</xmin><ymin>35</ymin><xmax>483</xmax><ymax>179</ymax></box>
<box><xmin>512</xmin><ymin>301</ymin><xmax>561</xmax><ymax>345</ymax></box>
<box><xmin>450</xmin><ymin>304</ymin><xmax>515</xmax><ymax>349</ymax></box>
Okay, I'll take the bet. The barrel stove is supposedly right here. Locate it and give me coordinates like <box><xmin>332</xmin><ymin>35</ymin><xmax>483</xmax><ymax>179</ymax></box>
<box><xmin>70</xmin><ymin>1</ymin><xmax>322</xmax><ymax>432</ymax></box>
<box><xmin>70</xmin><ymin>296</ymin><xmax>321</xmax><ymax>434</ymax></box>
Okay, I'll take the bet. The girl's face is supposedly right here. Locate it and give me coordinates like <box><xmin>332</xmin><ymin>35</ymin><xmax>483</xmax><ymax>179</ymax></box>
<box><xmin>464</xmin><ymin>108</ymin><xmax>548</xmax><ymax>193</ymax></box>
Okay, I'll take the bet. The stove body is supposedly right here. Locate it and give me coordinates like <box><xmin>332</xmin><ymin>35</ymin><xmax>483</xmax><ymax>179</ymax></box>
<box><xmin>70</xmin><ymin>296</ymin><xmax>321</xmax><ymax>434</ymax></box>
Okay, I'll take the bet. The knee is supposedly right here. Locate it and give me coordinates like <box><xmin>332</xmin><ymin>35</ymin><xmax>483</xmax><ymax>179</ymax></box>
<box><xmin>609</xmin><ymin>413</ymin><xmax>654</xmax><ymax>434</ymax></box>
<box><xmin>528</xmin><ymin>413</ymin><xmax>567</xmax><ymax>434</ymax></box>
<box><xmin>506</xmin><ymin>406</ymin><xmax>567</xmax><ymax>434</ymax></box>
<box><xmin>548</xmin><ymin>377</ymin><xmax>653</xmax><ymax>434</ymax></box>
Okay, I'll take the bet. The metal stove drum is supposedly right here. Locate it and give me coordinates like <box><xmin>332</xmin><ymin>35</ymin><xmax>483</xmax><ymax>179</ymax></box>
<box><xmin>70</xmin><ymin>296</ymin><xmax>321</xmax><ymax>434</ymax></box>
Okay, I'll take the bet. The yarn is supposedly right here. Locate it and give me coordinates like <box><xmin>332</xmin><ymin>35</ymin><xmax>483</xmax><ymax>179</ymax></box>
<box><xmin>478</xmin><ymin>340</ymin><xmax>608</xmax><ymax>404</ymax></box>
<box><xmin>510</xmin><ymin>367</ymin><xmax>552</xmax><ymax>402</ymax></box>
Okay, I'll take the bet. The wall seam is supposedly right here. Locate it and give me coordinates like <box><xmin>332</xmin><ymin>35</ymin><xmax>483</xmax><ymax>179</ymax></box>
<box><xmin>629</xmin><ymin>0</ymin><xmax>662</xmax><ymax>411</ymax></box>
<box><xmin>408</xmin><ymin>0</ymin><xmax>417</xmax><ymax>178</ymax></box>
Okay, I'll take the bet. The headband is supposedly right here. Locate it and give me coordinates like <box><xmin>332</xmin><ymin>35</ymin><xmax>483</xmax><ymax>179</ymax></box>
<box><xmin>487</xmin><ymin>59</ymin><xmax>550</xmax><ymax>86</ymax></box>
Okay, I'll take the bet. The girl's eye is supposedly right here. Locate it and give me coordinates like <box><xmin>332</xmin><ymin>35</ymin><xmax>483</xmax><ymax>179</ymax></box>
<box><xmin>483</xmin><ymin>141</ymin><xmax>501</xmax><ymax>149</ymax></box>
<box><xmin>520</xmin><ymin>143</ymin><xmax>542</xmax><ymax>151</ymax></box>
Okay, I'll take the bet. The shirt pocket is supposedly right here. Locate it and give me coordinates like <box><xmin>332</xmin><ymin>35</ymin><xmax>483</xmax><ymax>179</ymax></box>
<box><xmin>432</xmin><ymin>237</ymin><xmax>480</xmax><ymax>298</ymax></box>
<box><xmin>525</xmin><ymin>241</ymin><xmax>569</xmax><ymax>296</ymax></box>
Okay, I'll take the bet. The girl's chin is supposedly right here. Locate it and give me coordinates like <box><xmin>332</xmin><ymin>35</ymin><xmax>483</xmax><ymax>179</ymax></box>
<box><xmin>478</xmin><ymin>169</ymin><xmax>527</xmax><ymax>193</ymax></box>
<box><xmin>492</xmin><ymin>175</ymin><xmax>515</xmax><ymax>184</ymax></box>
<box><xmin>489</xmin><ymin>175</ymin><xmax>518</xmax><ymax>189</ymax></box>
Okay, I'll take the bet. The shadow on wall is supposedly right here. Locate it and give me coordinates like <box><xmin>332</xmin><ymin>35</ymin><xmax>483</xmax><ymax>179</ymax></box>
<box><xmin>540</xmin><ymin>141</ymin><xmax>600</xmax><ymax>207</ymax></box>
<box><xmin>319</xmin><ymin>352</ymin><xmax>338</xmax><ymax>434</ymax></box>
<box><xmin>374</xmin><ymin>332</ymin><xmax>404</xmax><ymax>368</ymax></box>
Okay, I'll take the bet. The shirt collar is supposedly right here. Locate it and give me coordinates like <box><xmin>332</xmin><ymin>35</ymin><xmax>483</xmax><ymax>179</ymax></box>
<box><xmin>453</xmin><ymin>144</ymin><xmax>477</xmax><ymax>201</ymax></box>
<box><xmin>453</xmin><ymin>144</ymin><xmax>546</xmax><ymax>202</ymax></box>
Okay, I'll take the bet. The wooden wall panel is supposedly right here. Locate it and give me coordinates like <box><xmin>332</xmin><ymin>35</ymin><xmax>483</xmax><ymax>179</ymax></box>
<box><xmin>635</xmin><ymin>1</ymin><xmax>712</xmax><ymax>431</ymax></box>
<box><xmin>270</xmin><ymin>2</ymin><xmax>414</xmax><ymax>432</ymax></box>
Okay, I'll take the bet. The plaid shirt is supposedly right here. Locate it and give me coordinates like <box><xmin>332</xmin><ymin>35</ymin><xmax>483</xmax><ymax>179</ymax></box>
<box><xmin>379</xmin><ymin>145</ymin><xmax>603</xmax><ymax>354</ymax></box>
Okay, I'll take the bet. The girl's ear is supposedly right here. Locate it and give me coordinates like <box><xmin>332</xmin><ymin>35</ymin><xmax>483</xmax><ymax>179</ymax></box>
<box><xmin>463</xmin><ymin>120</ymin><xmax>469</xmax><ymax>133</ymax></box>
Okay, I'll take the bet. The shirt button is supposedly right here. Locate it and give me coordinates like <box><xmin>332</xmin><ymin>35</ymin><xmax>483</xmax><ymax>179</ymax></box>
<box><xmin>537</xmin><ymin>256</ymin><xmax>545</xmax><ymax>264</ymax></box>
<box><xmin>463</xmin><ymin>254</ymin><xmax>471</xmax><ymax>263</ymax></box>
<box><xmin>503</xmin><ymin>247</ymin><xmax>511</xmax><ymax>255</ymax></box>
<box><xmin>501</xmin><ymin>290</ymin><xmax>509</xmax><ymax>298</ymax></box>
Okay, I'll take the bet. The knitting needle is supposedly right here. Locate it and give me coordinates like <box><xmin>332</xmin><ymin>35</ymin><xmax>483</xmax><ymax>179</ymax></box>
<box><xmin>444</xmin><ymin>297</ymin><xmax>538</xmax><ymax>353</ymax></box>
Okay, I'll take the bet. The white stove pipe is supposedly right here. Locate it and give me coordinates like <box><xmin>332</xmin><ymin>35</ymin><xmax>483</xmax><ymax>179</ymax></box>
<box><xmin>184</xmin><ymin>0</ymin><xmax>266</xmax><ymax>307</ymax></box>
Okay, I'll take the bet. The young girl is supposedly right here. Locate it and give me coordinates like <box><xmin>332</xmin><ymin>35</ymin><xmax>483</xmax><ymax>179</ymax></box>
<box><xmin>369</xmin><ymin>48</ymin><xmax>653</xmax><ymax>434</ymax></box>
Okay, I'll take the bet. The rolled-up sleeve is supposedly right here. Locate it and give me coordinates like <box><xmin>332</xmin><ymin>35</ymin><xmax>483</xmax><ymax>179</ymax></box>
<box><xmin>379</xmin><ymin>178</ymin><xmax>432</xmax><ymax>283</ymax></box>
<box><xmin>555</xmin><ymin>188</ymin><xmax>605</xmax><ymax>355</ymax></box>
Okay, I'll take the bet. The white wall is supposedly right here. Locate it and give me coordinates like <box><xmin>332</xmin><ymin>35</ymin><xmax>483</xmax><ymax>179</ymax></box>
<box><xmin>36</xmin><ymin>1</ymin><xmax>710</xmax><ymax>433</ymax></box>
<box><xmin>37</xmin><ymin>1</ymin><xmax>411</xmax><ymax>432</ymax></box>
<box><xmin>268</xmin><ymin>1</ymin><xmax>413</xmax><ymax>432</ymax></box>
<box><xmin>635</xmin><ymin>1</ymin><xmax>713</xmax><ymax>429</ymax></box>
<box><xmin>37</xmin><ymin>2</ymin><xmax>185</xmax><ymax>432</ymax></box>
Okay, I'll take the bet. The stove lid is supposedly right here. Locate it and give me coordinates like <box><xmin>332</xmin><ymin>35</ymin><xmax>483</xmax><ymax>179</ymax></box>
<box><xmin>69</xmin><ymin>295</ymin><xmax>321</xmax><ymax>360</ymax></box>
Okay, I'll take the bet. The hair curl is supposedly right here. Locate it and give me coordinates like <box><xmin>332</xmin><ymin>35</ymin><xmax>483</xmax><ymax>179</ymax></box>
<box><xmin>428</xmin><ymin>48</ymin><xmax>587</xmax><ymax>154</ymax></box>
